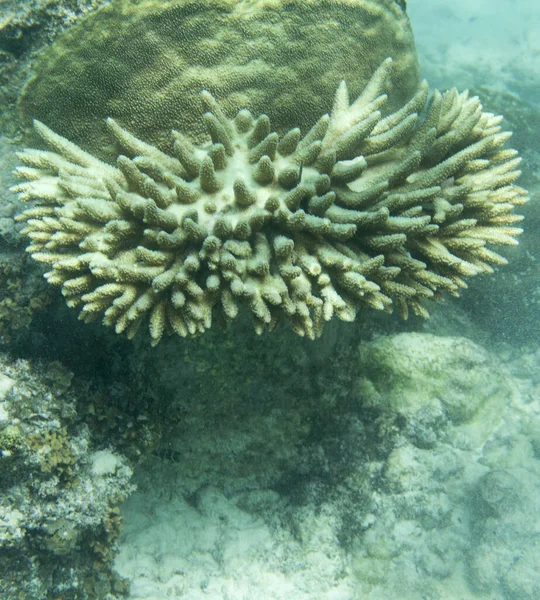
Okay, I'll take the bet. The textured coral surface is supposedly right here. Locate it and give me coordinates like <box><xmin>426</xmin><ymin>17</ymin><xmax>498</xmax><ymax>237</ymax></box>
<box><xmin>13</xmin><ymin>61</ymin><xmax>526</xmax><ymax>343</ymax></box>
<box><xmin>19</xmin><ymin>0</ymin><xmax>419</xmax><ymax>156</ymax></box>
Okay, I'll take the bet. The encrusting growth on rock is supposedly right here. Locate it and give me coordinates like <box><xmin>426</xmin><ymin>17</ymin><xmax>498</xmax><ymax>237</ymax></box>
<box><xmin>12</xmin><ymin>59</ymin><xmax>527</xmax><ymax>345</ymax></box>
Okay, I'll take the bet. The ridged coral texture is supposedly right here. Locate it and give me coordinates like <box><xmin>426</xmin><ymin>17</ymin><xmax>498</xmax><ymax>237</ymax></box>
<box><xmin>13</xmin><ymin>59</ymin><xmax>527</xmax><ymax>344</ymax></box>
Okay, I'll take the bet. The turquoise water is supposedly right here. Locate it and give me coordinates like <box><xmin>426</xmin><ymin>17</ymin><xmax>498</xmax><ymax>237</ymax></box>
<box><xmin>0</xmin><ymin>1</ymin><xmax>538</xmax><ymax>599</ymax></box>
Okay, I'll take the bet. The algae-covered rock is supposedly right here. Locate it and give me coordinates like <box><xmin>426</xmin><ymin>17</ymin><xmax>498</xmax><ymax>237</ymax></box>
<box><xmin>0</xmin><ymin>354</ymin><xmax>135</xmax><ymax>599</ymax></box>
<box><xmin>111</xmin><ymin>332</ymin><xmax>540</xmax><ymax>599</ymax></box>
<box><xmin>356</xmin><ymin>332</ymin><xmax>515</xmax><ymax>447</ymax></box>
<box><xmin>0</xmin><ymin>252</ymin><xmax>53</xmax><ymax>346</ymax></box>
<box><xmin>0</xmin><ymin>0</ymin><xmax>109</xmax><ymax>137</ymax></box>
<box><xmin>19</xmin><ymin>0</ymin><xmax>420</xmax><ymax>156</ymax></box>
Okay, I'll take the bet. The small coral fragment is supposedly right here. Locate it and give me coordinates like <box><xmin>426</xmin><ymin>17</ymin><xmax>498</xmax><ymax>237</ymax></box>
<box><xmin>13</xmin><ymin>60</ymin><xmax>527</xmax><ymax>344</ymax></box>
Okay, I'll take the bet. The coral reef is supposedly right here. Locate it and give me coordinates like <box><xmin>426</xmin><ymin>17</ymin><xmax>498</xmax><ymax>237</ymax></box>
<box><xmin>435</xmin><ymin>89</ymin><xmax>540</xmax><ymax>347</ymax></box>
<box><xmin>18</xmin><ymin>0</ymin><xmax>419</xmax><ymax>156</ymax></box>
<box><xmin>13</xmin><ymin>60</ymin><xmax>526</xmax><ymax>343</ymax></box>
<box><xmin>0</xmin><ymin>355</ymin><xmax>136</xmax><ymax>599</ymax></box>
<box><xmin>1</xmin><ymin>3</ymin><xmax>537</xmax><ymax>600</ymax></box>
<box><xmin>0</xmin><ymin>252</ymin><xmax>52</xmax><ymax>345</ymax></box>
<box><xmin>111</xmin><ymin>332</ymin><xmax>540</xmax><ymax>600</ymax></box>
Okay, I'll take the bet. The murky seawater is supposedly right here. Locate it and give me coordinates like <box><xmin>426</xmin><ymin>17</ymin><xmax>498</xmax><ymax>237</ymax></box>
<box><xmin>0</xmin><ymin>1</ymin><xmax>538</xmax><ymax>599</ymax></box>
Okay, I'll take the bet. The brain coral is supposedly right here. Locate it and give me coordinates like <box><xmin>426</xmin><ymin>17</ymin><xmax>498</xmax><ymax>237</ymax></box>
<box><xmin>19</xmin><ymin>0</ymin><xmax>419</xmax><ymax>158</ymax></box>
<box><xmin>12</xmin><ymin>59</ymin><xmax>527</xmax><ymax>344</ymax></box>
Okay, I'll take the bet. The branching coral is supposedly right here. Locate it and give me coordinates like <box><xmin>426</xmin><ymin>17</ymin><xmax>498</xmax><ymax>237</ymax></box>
<box><xmin>12</xmin><ymin>59</ymin><xmax>527</xmax><ymax>344</ymax></box>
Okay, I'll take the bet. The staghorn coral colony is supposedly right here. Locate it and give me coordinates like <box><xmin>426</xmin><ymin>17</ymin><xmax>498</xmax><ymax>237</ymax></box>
<box><xmin>13</xmin><ymin>59</ymin><xmax>526</xmax><ymax>344</ymax></box>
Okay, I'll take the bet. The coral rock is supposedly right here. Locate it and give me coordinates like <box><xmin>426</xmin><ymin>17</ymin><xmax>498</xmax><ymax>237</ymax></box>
<box><xmin>19</xmin><ymin>0</ymin><xmax>420</xmax><ymax>156</ymax></box>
